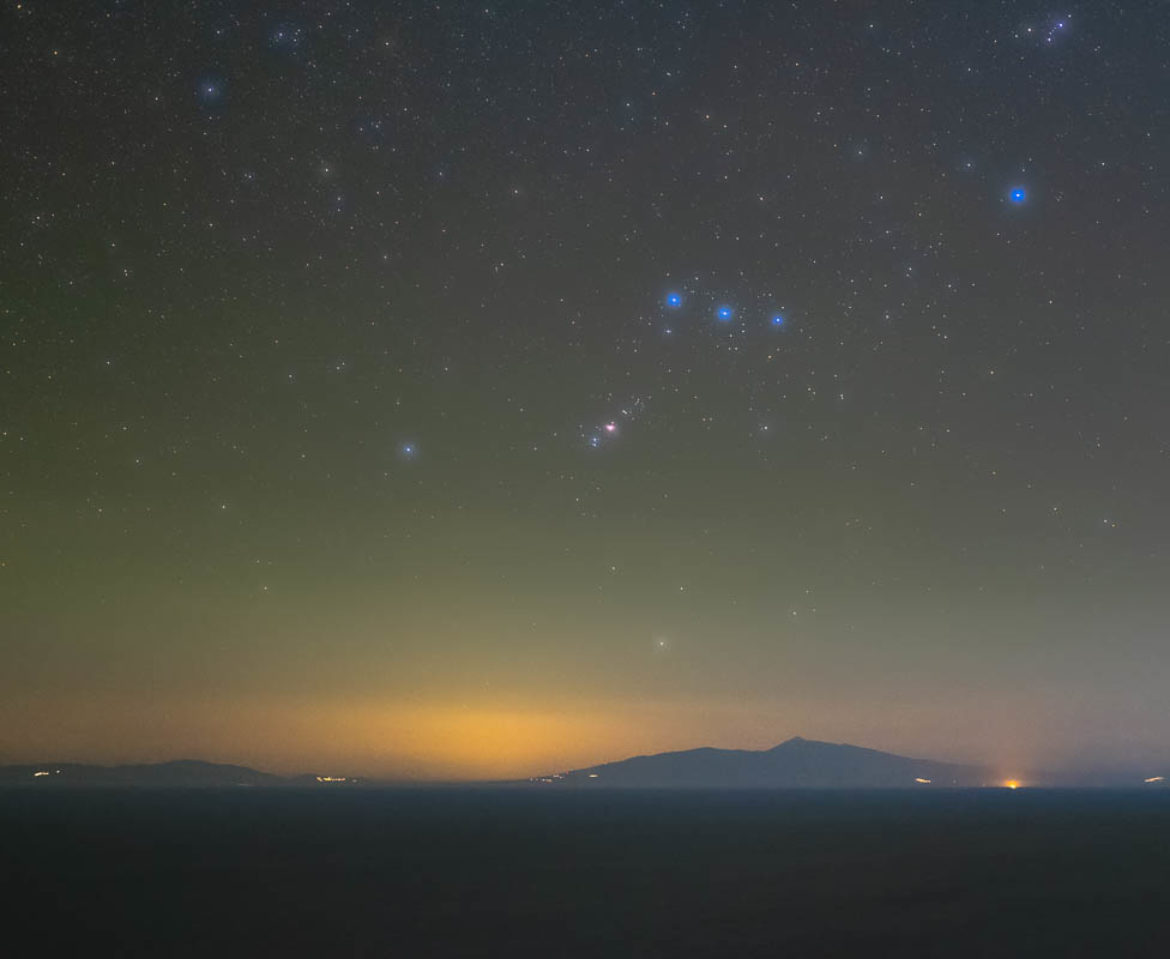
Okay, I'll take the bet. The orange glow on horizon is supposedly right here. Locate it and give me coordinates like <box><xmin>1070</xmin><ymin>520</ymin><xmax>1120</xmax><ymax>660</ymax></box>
<box><xmin>0</xmin><ymin>689</ymin><xmax>1073</xmax><ymax>782</ymax></box>
<box><xmin>2</xmin><ymin>691</ymin><xmax>827</xmax><ymax>779</ymax></box>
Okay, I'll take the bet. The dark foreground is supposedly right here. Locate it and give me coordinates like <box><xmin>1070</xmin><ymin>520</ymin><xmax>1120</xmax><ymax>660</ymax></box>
<box><xmin>2</xmin><ymin>788</ymin><xmax>1167</xmax><ymax>957</ymax></box>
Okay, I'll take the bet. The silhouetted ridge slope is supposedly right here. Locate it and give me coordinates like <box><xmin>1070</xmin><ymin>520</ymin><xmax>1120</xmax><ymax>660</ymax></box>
<box><xmin>536</xmin><ymin>737</ymin><xmax>991</xmax><ymax>788</ymax></box>
<box><xmin>0</xmin><ymin>760</ymin><xmax>356</xmax><ymax>787</ymax></box>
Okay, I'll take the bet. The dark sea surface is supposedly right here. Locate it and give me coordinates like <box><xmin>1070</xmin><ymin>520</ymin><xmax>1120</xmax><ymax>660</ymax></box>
<box><xmin>3</xmin><ymin>788</ymin><xmax>1168</xmax><ymax>957</ymax></box>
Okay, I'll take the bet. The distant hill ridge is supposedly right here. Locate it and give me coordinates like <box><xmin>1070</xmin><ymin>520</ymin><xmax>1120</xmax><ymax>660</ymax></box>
<box><xmin>531</xmin><ymin>736</ymin><xmax>995</xmax><ymax>788</ymax></box>
<box><xmin>0</xmin><ymin>760</ymin><xmax>358</xmax><ymax>787</ymax></box>
<box><xmin>5</xmin><ymin>739</ymin><xmax>1167</xmax><ymax>789</ymax></box>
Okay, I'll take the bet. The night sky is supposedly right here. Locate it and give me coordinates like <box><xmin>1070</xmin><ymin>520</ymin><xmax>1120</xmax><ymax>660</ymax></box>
<box><xmin>4</xmin><ymin>1</ymin><xmax>1169</xmax><ymax>780</ymax></box>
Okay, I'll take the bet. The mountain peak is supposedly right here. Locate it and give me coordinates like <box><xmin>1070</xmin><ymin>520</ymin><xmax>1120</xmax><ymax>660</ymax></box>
<box><xmin>538</xmin><ymin>737</ymin><xmax>991</xmax><ymax>789</ymax></box>
<box><xmin>768</xmin><ymin>736</ymin><xmax>841</xmax><ymax>751</ymax></box>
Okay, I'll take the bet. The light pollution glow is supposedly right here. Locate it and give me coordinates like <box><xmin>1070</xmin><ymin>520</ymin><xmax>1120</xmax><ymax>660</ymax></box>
<box><xmin>0</xmin><ymin>682</ymin><xmax>1152</xmax><ymax>781</ymax></box>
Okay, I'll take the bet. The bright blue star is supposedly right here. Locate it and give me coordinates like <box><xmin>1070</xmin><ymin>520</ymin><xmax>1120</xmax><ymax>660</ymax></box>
<box><xmin>665</xmin><ymin>292</ymin><xmax>682</xmax><ymax>308</ymax></box>
<box><xmin>1009</xmin><ymin>187</ymin><xmax>1027</xmax><ymax>204</ymax></box>
<box><xmin>400</xmin><ymin>442</ymin><xmax>417</xmax><ymax>458</ymax></box>
<box><xmin>771</xmin><ymin>313</ymin><xmax>785</xmax><ymax>328</ymax></box>
<box><xmin>196</xmin><ymin>76</ymin><xmax>225</xmax><ymax>105</ymax></box>
<box><xmin>716</xmin><ymin>305</ymin><xmax>734</xmax><ymax>321</ymax></box>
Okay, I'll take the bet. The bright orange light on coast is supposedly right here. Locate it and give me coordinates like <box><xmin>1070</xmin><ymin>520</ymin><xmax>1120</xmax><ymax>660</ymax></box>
<box><xmin>1004</xmin><ymin>780</ymin><xmax>1021</xmax><ymax>790</ymax></box>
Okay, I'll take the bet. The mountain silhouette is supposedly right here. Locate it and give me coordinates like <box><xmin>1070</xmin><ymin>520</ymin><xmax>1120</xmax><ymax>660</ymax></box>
<box><xmin>533</xmin><ymin>737</ymin><xmax>993</xmax><ymax>788</ymax></box>
<box><xmin>0</xmin><ymin>760</ymin><xmax>354</xmax><ymax>788</ymax></box>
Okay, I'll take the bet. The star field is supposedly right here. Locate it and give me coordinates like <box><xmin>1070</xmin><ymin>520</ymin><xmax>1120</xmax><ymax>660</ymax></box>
<box><xmin>2</xmin><ymin>1</ymin><xmax>1170</xmax><ymax>778</ymax></box>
